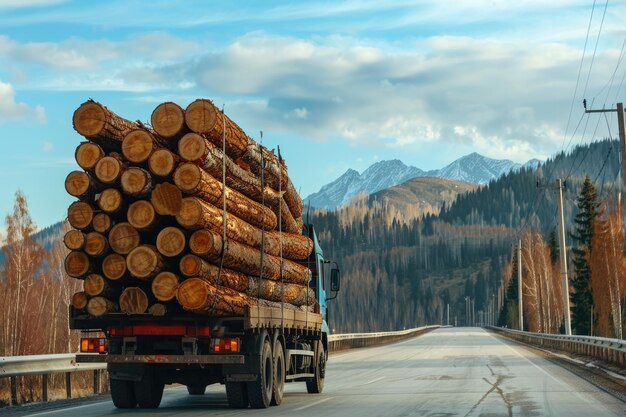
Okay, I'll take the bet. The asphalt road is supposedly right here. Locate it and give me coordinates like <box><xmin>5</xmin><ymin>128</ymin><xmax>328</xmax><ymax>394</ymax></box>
<box><xmin>11</xmin><ymin>327</ymin><xmax>626</xmax><ymax>416</ymax></box>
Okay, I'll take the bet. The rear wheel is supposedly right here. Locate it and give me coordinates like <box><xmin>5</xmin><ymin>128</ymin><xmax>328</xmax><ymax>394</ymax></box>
<box><xmin>247</xmin><ymin>338</ymin><xmax>273</xmax><ymax>408</ymax></box>
<box><xmin>271</xmin><ymin>341</ymin><xmax>285</xmax><ymax>406</ymax></box>
<box><xmin>110</xmin><ymin>378</ymin><xmax>136</xmax><ymax>409</ymax></box>
<box><xmin>306</xmin><ymin>343</ymin><xmax>325</xmax><ymax>394</ymax></box>
<box><xmin>134</xmin><ymin>372</ymin><xmax>164</xmax><ymax>408</ymax></box>
<box><xmin>187</xmin><ymin>384</ymin><xmax>206</xmax><ymax>395</ymax></box>
<box><xmin>226</xmin><ymin>382</ymin><xmax>249</xmax><ymax>408</ymax></box>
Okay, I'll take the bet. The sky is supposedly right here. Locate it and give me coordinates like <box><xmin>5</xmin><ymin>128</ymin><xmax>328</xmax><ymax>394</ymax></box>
<box><xmin>0</xmin><ymin>0</ymin><xmax>625</xmax><ymax>232</ymax></box>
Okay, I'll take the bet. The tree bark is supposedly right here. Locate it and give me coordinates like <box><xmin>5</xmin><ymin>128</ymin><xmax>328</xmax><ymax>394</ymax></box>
<box><xmin>184</xmin><ymin>99</ymin><xmax>250</xmax><ymax>159</ymax></box>
<box><xmin>120</xmin><ymin>167</ymin><xmax>153</xmax><ymax>197</ymax></box>
<box><xmin>156</xmin><ymin>226</ymin><xmax>187</xmax><ymax>257</ymax></box>
<box><xmin>119</xmin><ymin>287</ymin><xmax>149</xmax><ymax>314</ymax></box>
<box><xmin>151</xmin><ymin>271</ymin><xmax>180</xmax><ymax>302</ymax></box>
<box><xmin>177</xmin><ymin>278</ymin><xmax>251</xmax><ymax>316</ymax></box>
<box><xmin>108</xmin><ymin>222</ymin><xmax>140</xmax><ymax>255</ymax></box>
<box><xmin>73</xmin><ymin>100</ymin><xmax>139</xmax><ymax>147</ymax></box>
<box><xmin>84</xmin><ymin>232</ymin><xmax>109</xmax><ymax>257</ymax></box>
<box><xmin>102</xmin><ymin>253</ymin><xmax>127</xmax><ymax>281</ymax></box>
<box><xmin>179</xmin><ymin>254</ymin><xmax>249</xmax><ymax>292</ymax></box>
<box><xmin>87</xmin><ymin>296</ymin><xmax>119</xmax><ymax>317</ymax></box>
<box><xmin>173</xmin><ymin>162</ymin><xmax>277</xmax><ymax>230</ymax></box>
<box><xmin>68</xmin><ymin>201</ymin><xmax>94</xmax><ymax>230</ymax></box>
<box><xmin>75</xmin><ymin>141</ymin><xmax>104</xmax><ymax>171</ymax></box>
<box><xmin>65</xmin><ymin>251</ymin><xmax>91</xmax><ymax>278</ymax></box>
<box><xmin>151</xmin><ymin>101</ymin><xmax>190</xmax><ymax>140</ymax></box>
<box><xmin>64</xmin><ymin>229</ymin><xmax>86</xmax><ymax>251</ymax></box>
<box><xmin>127</xmin><ymin>245</ymin><xmax>165</xmax><ymax>280</ymax></box>
<box><xmin>148</xmin><ymin>148</ymin><xmax>179</xmax><ymax>178</ymax></box>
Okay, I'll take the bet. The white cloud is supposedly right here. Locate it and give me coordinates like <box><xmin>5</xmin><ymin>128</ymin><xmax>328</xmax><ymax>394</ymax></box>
<box><xmin>0</xmin><ymin>0</ymin><xmax>66</xmax><ymax>9</ymax></box>
<box><xmin>42</xmin><ymin>142</ymin><xmax>54</xmax><ymax>152</ymax></box>
<box><xmin>0</xmin><ymin>81</ymin><xmax>46</xmax><ymax>122</ymax></box>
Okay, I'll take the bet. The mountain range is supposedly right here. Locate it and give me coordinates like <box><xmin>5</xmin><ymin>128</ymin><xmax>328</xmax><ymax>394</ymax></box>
<box><xmin>305</xmin><ymin>152</ymin><xmax>541</xmax><ymax>209</ymax></box>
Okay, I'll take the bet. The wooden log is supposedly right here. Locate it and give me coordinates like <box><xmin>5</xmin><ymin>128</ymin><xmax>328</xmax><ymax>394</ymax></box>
<box><xmin>119</xmin><ymin>287</ymin><xmax>149</xmax><ymax>314</ymax></box>
<box><xmin>177</xmin><ymin>278</ymin><xmax>251</xmax><ymax>316</ymax></box>
<box><xmin>127</xmin><ymin>245</ymin><xmax>164</xmax><ymax>280</ymax></box>
<box><xmin>83</xmin><ymin>273</ymin><xmax>117</xmax><ymax>298</ymax></box>
<box><xmin>148</xmin><ymin>148</ymin><xmax>179</xmax><ymax>178</ymax></box>
<box><xmin>156</xmin><ymin>226</ymin><xmax>186</xmax><ymax>257</ymax></box>
<box><xmin>102</xmin><ymin>253</ymin><xmax>127</xmax><ymax>281</ymax></box>
<box><xmin>284</xmin><ymin>179</ymin><xmax>304</xmax><ymax>219</ymax></box>
<box><xmin>68</xmin><ymin>201</ymin><xmax>94</xmax><ymax>230</ymax></box>
<box><xmin>178</xmin><ymin>133</ymin><xmax>283</xmax><ymax>211</ymax></box>
<box><xmin>247</xmin><ymin>277</ymin><xmax>315</xmax><ymax>306</ymax></box>
<box><xmin>87</xmin><ymin>296</ymin><xmax>118</xmax><ymax>317</ymax></box>
<box><xmin>189</xmin><ymin>229</ymin><xmax>310</xmax><ymax>285</ymax></box>
<box><xmin>151</xmin><ymin>271</ymin><xmax>180</xmax><ymax>302</ymax></box>
<box><xmin>179</xmin><ymin>254</ymin><xmax>249</xmax><ymax>292</ymax></box>
<box><xmin>151</xmin><ymin>102</ymin><xmax>189</xmax><ymax>140</ymax></box>
<box><xmin>97</xmin><ymin>188</ymin><xmax>125</xmax><ymax>215</ymax></box>
<box><xmin>72</xmin><ymin>100</ymin><xmax>138</xmax><ymax>147</ymax></box>
<box><xmin>176</xmin><ymin>197</ymin><xmax>280</xmax><ymax>256</ymax></box>
<box><xmin>275</xmin><ymin>198</ymin><xmax>300</xmax><ymax>234</ymax></box>
<box><xmin>94</xmin><ymin>154</ymin><xmax>125</xmax><ymax>185</ymax></box>
<box><xmin>120</xmin><ymin>167</ymin><xmax>153</xmax><ymax>197</ymax></box>
<box><xmin>71</xmin><ymin>292</ymin><xmax>89</xmax><ymax>310</ymax></box>
<box><xmin>173</xmin><ymin>163</ymin><xmax>277</xmax><ymax>230</ymax></box>
<box><xmin>151</xmin><ymin>182</ymin><xmax>182</xmax><ymax>216</ymax></box>
<box><xmin>65</xmin><ymin>171</ymin><xmax>100</xmax><ymax>199</ymax></box>
<box><xmin>84</xmin><ymin>232</ymin><xmax>109</xmax><ymax>257</ymax></box>
<box><xmin>122</xmin><ymin>129</ymin><xmax>160</xmax><ymax>163</ymax></box>
<box><xmin>65</xmin><ymin>251</ymin><xmax>91</xmax><ymax>278</ymax></box>
<box><xmin>75</xmin><ymin>142</ymin><xmax>104</xmax><ymax>171</ymax></box>
<box><xmin>127</xmin><ymin>200</ymin><xmax>158</xmax><ymax>231</ymax></box>
<box><xmin>267</xmin><ymin>230</ymin><xmax>314</xmax><ymax>260</ymax></box>
<box><xmin>184</xmin><ymin>99</ymin><xmax>250</xmax><ymax>159</ymax></box>
<box><xmin>64</xmin><ymin>229</ymin><xmax>86</xmax><ymax>251</ymax></box>
<box><xmin>108</xmin><ymin>222</ymin><xmax>140</xmax><ymax>255</ymax></box>
<box><xmin>148</xmin><ymin>303</ymin><xmax>167</xmax><ymax>316</ymax></box>
<box><xmin>240</xmin><ymin>143</ymin><xmax>288</xmax><ymax>191</ymax></box>
<box><xmin>92</xmin><ymin>213</ymin><xmax>113</xmax><ymax>234</ymax></box>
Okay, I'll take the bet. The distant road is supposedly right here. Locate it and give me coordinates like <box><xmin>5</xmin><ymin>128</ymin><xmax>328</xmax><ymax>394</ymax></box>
<box><xmin>7</xmin><ymin>328</ymin><xmax>626</xmax><ymax>416</ymax></box>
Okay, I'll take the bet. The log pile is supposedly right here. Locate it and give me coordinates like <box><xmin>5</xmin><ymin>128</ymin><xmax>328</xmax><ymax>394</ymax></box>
<box><xmin>65</xmin><ymin>99</ymin><xmax>315</xmax><ymax>317</ymax></box>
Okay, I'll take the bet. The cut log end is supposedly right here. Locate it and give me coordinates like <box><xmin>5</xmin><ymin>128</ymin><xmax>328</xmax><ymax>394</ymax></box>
<box><xmin>83</xmin><ymin>274</ymin><xmax>106</xmax><ymax>296</ymax></box>
<box><xmin>173</xmin><ymin>163</ymin><xmax>201</xmax><ymax>193</ymax></box>
<box><xmin>127</xmin><ymin>245</ymin><xmax>163</xmax><ymax>279</ymax></box>
<box><xmin>68</xmin><ymin>201</ymin><xmax>94</xmax><ymax>230</ymax></box>
<box><xmin>184</xmin><ymin>99</ymin><xmax>217</xmax><ymax>134</ymax></box>
<box><xmin>127</xmin><ymin>200</ymin><xmax>156</xmax><ymax>230</ymax></box>
<box><xmin>179</xmin><ymin>254</ymin><xmax>203</xmax><ymax>277</ymax></box>
<box><xmin>75</xmin><ymin>142</ymin><xmax>104</xmax><ymax>170</ymax></box>
<box><xmin>151</xmin><ymin>102</ymin><xmax>186</xmax><ymax>138</ymax></box>
<box><xmin>65</xmin><ymin>171</ymin><xmax>91</xmax><ymax>198</ymax></box>
<box><xmin>64</xmin><ymin>229</ymin><xmax>86</xmax><ymax>251</ymax></box>
<box><xmin>108</xmin><ymin>222</ymin><xmax>140</xmax><ymax>255</ymax></box>
<box><xmin>122</xmin><ymin>129</ymin><xmax>155</xmax><ymax>163</ymax></box>
<box><xmin>65</xmin><ymin>251</ymin><xmax>90</xmax><ymax>278</ymax></box>
<box><xmin>176</xmin><ymin>278</ymin><xmax>211</xmax><ymax>310</ymax></box>
<box><xmin>178</xmin><ymin>133</ymin><xmax>206</xmax><ymax>162</ymax></box>
<box><xmin>148</xmin><ymin>303</ymin><xmax>167</xmax><ymax>316</ymax></box>
<box><xmin>98</xmin><ymin>188</ymin><xmax>123</xmax><ymax>214</ymax></box>
<box><xmin>152</xmin><ymin>271</ymin><xmax>180</xmax><ymax>302</ymax></box>
<box><xmin>188</xmin><ymin>229</ymin><xmax>222</xmax><ymax>256</ymax></box>
<box><xmin>73</xmin><ymin>101</ymin><xmax>107</xmax><ymax>137</ymax></box>
<box><xmin>71</xmin><ymin>292</ymin><xmax>89</xmax><ymax>310</ymax></box>
<box><xmin>175</xmin><ymin>197</ymin><xmax>203</xmax><ymax>228</ymax></box>
<box><xmin>84</xmin><ymin>232</ymin><xmax>108</xmax><ymax>257</ymax></box>
<box><xmin>119</xmin><ymin>287</ymin><xmax>149</xmax><ymax>314</ymax></box>
<box><xmin>87</xmin><ymin>297</ymin><xmax>118</xmax><ymax>317</ymax></box>
<box><xmin>92</xmin><ymin>213</ymin><xmax>112</xmax><ymax>234</ymax></box>
<box><xmin>95</xmin><ymin>156</ymin><xmax>123</xmax><ymax>184</ymax></box>
<box><xmin>151</xmin><ymin>182</ymin><xmax>182</xmax><ymax>215</ymax></box>
<box><xmin>121</xmin><ymin>167</ymin><xmax>151</xmax><ymax>196</ymax></box>
<box><xmin>156</xmin><ymin>226</ymin><xmax>186</xmax><ymax>257</ymax></box>
<box><xmin>102</xmin><ymin>253</ymin><xmax>127</xmax><ymax>281</ymax></box>
<box><xmin>148</xmin><ymin>149</ymin><xmax>177</xmax><ymax>177</ymax></box>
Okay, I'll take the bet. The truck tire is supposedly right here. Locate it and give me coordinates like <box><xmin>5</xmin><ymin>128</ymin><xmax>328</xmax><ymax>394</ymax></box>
<box><xmin>271</xmin><ymin>340</ymin><xmax>285</xmax><ymax>406</ymax></box>
<box><xmin>134</xmin><ymin>375</ymin><xmax>164</xmax><ymax>408</ymax></box>
<box><xmin>247</xmin><ymin>338</ymin><xmax>273</xmax><ymax>408</ymax></box>
<box><xmin>110</xmin><ymin>378</ymin><xmax>137</xmax><ymax>409</ymax></box>
<box><xmin>226</xmin><ymin>382</ymin><xmax>248</xmax><ymax>408</ymax></box>
<box><xmin>306</xmin><ymin>343</ymin><xmax>325</xmax><ymax>394</ymax></box>
<box><xmin>187</xmin><ymin>384</ymin><xmax>206</xmax><ymax>395</ymax></box>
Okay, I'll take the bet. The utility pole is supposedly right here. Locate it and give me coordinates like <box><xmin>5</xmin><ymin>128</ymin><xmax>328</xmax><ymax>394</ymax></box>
<box><xmin>518</xmin><ymin>240</ymin><xmax>523</xmax><ymax>331</ymax></box>
<box><xmin>446</xmin><ymin>303</ymin><xmax>450</xmax><ymax>326</ymax></box>
<box><xmin>556</xmin><ymin>179</ymin><xmax>572</xmax><ymax>335</ymax></box>
<box><xmin>585</xmin><ymin>103</ymin><xmax>626</xmax><ymax>188</ymax></box>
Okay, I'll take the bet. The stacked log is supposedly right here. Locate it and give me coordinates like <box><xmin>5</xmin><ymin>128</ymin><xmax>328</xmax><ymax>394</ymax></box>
<box><xmin>64</xmin><ymin>98</ymin><xmax>315</xmax><ymax>318</ymax></box>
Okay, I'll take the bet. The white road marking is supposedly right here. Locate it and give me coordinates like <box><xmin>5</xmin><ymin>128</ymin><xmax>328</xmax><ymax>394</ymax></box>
<box><xmin>363</xmin><ymin>376</ymin><xmax>385</xmax><ymax>385</ymax></box>
<box><xmin>293</xmin><ymin>396</ymin><xmax>333</xmax><ymax>411</ymax></box>
<box><xmin>27</xmin><ymin>400</ymin><xmax>110</xmax><ymax>416</ymax></box>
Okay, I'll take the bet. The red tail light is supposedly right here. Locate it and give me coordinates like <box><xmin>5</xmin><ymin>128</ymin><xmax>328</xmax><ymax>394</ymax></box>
<box><xmin>80</xmin><ymin>337</ymin><xmax>107</xmax><ymax>353</ymax></box>
<box><xmin>211</xmin><ymin>338</ymin><xmax>240</xmax><ymax>353</ymax></box>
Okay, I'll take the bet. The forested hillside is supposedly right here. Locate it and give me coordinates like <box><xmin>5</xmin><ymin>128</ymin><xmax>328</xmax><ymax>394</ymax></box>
<box><xmin>313</xmin><ymin>139</ymin><xmax>619</xmax><ymax>332</ymax></box>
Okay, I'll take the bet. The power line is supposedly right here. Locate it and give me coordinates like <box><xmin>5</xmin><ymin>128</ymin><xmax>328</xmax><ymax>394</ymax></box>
<box><xmin>582</xmin><ymin>0</ymin><xmax>610</xmax><ymax>99</ymax></box>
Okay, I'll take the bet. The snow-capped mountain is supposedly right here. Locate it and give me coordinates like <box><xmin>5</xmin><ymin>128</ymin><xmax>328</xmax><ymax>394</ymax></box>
<box><xmin>305</xmin><ymin>153</ymin><xmax>541</xmax><ymax>209</ymax></box>
<box><xmin>305</xmin><ymin>160</ymin><xmax>424</xmax><ymax>209</ymax></box>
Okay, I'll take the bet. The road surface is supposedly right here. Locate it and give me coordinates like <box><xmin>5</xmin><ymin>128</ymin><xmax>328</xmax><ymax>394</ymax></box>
<box><xmin>10</xmin><ymin>327</ymin><xmax>626</xmax><ymax>416</ymax></box>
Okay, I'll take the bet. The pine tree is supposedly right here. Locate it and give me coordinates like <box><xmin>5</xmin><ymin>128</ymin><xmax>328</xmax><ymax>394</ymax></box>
<box><xmin>548</xmin><ymin>228</ymin><xmax>559</xmax><ymax>264</ymax></box>
<box><xmin>570</xmin><ymin>176</ymin><xmax>600</xmax><ymax>335</ymax></box>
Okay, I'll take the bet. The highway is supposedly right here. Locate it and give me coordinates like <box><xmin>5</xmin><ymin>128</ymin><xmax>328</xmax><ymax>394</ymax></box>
<box><xmin>9</xmin><ymin>327</ymin><xmax>626</xmax><ymax>416</ymax></box>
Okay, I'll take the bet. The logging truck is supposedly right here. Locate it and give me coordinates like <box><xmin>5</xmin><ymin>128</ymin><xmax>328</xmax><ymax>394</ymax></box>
<box><xmin>71</xmin><ymin>225</ymin><xmax>340</xmax><ymax>409</ymax></box>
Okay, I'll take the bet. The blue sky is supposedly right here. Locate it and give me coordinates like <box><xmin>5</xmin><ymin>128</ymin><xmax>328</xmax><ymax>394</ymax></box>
<box><xmin>0</xmin><ymin>0</ymin><xmax>624</xmax><ymax>233</ymax></box>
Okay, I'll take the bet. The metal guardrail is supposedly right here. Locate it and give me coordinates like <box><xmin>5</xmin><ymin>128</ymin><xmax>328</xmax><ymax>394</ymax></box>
<box><xmin>488</xmin><ymin>326</ymin><xmax>626</xmax><ymax>367</ymax></box>
<box><xmin>0</xmin><ymin>325</ymin><xmax>439</xmax><ymax>406</ymax></box>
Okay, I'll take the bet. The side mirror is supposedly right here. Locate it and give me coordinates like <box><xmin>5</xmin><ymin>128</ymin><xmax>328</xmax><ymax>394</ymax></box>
<box><xmin>330</xmin><ymin>268</ymin><xmax>340</xmax><ymax>292</ymax></box>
